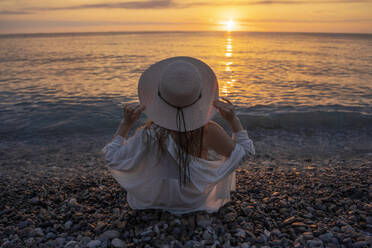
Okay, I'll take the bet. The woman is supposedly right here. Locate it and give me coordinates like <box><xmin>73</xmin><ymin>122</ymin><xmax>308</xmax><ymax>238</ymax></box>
<box><xmin>103</xmin><ymin>56</ymin><xmax>255</xmax><ymax>214</ymax></box>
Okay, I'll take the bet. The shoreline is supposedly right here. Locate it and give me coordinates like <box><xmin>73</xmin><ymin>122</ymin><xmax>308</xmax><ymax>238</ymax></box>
<box><xmin>0</xmin><ymin>148</ymin><xmax>371</xmax><ymax>247</ymax></box>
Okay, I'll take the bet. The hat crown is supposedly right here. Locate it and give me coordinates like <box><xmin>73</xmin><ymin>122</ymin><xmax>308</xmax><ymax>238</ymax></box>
<box><xmin>159</xmin><ymin>61</ymin><xmax>202</xmax><ymax>108</ymax></box>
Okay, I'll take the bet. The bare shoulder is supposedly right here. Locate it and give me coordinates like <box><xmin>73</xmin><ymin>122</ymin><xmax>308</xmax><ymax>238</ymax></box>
<box><xmin>204</xmin><ymin>121</ymin><xmax>235</xmax><ymax>157</ymax></box>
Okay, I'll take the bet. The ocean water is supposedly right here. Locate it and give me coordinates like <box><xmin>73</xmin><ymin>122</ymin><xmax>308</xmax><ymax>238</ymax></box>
<box><xmin>1</xmin><ymin>31</ymin><xmax>372</xmax><ymax>158</ymax></box>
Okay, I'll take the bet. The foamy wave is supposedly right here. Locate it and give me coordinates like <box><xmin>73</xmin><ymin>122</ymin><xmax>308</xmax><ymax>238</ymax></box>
<box><xmin>236</xmin><ymin>111</ymin><xmax>372</xmax><ymax>130</ymax></box>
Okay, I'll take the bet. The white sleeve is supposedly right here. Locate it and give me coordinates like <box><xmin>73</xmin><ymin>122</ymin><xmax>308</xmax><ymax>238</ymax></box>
<box><xmin>233</xmin><ymin>130</ymin><xmax>255</xmax><ymax>156</ymax></box>
<box><xmin>102</xmin><ymin>129</ymin><xmax>146</xmax><ymax>171</ymax></box>
<box><xmin>189</xmin><ymin>130</ymin><xmax>255</xmax><ymax>192</ymax></box>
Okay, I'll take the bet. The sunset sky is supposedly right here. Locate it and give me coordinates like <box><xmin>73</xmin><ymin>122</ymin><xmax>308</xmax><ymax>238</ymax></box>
<box><xmin>1</xmin><ymin>0</ymin><xmax>371</xmax><ymax>34</ymax></box>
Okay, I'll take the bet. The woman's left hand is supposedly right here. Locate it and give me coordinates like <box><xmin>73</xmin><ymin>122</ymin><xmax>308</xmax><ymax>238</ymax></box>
<box><xmin>121</xmin><ymin>103</ymin><xmax>145</xmax><ymax>127</ymax></box>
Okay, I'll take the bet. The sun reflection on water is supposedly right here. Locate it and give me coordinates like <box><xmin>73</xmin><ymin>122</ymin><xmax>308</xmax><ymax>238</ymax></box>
<box><xmin>220</xmin><ymin>33</ymin><xmax>235</xmax><ymax>96</ymax></box>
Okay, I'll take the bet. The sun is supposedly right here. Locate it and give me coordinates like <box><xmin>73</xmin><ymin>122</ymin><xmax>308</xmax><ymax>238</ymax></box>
<box><xmin>224</xmin><ymin>19</ymin><xmax>235</xmax><ymax>31</ymax></box>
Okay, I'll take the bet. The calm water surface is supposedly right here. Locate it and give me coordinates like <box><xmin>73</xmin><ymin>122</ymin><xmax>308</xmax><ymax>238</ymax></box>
<box><xmin>0</xmin><ymin>32</ymin><xmax>372</xmax><ymax>139</ymax></box>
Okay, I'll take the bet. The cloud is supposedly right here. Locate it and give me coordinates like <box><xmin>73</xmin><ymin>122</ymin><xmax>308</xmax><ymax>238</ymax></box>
<box><xmin>0</xmin><ymin>19</ymin><xmax>205</xmax><ymax>29</ymax></box>
<box><xmin>181</xmin><ymin>0</ymin><xmax>372</xmax><ymax>7</ymax></box>
<box><xmin>240</xmin><ymin>18</ymin><xmax>372</xmax><ymax>23</ymax></box>
<box><xmin>1</xmin><ymin>0</ymin><xmax>371</xmax><ymax>14</ymax></box>
<box><xmin>0</xmin><ymin>10</ymin><xmax>31</xmax><ymax>15</ymax></box>
<box><xmin>34</xmin><ymin>0</ymin><xmax>174</xmax><ymax>11</ymax></box>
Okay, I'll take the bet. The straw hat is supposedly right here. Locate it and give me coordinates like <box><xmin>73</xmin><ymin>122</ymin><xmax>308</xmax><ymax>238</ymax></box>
<box><xmin>138</xmin><ymin>56</ymin><xmax>219</xmax><ymax>131</ymax></box>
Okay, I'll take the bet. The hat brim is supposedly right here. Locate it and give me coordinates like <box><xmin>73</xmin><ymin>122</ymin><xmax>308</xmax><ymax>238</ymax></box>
<box><xmin>138</xmin><ymin>56</ymin><xmax>219</xmax><ymax>131</ymax></box>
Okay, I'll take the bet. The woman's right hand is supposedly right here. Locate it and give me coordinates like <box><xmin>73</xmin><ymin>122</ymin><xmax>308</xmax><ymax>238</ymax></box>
<box><xmin>213</xmin><ymin>98</ymin><xmax>243</xmax><ymax>132</ymax></box>
<box><xmin>122</xmin><ymin>103</ymin><xmax>145</xmax><ymax>127</ymax></box>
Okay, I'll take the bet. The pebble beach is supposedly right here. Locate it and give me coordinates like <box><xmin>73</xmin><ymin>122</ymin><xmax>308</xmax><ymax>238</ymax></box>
<box><xmin>1</xmin><ymin>144</ymin><xmax>371</xmax><ymax>248</ymax></box>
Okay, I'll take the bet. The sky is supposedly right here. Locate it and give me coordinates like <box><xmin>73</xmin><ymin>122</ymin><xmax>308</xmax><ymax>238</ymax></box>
<box><xmin>0</xmin><ymin>0</ymin><xmax>372</xmax><ymax>34</ymax></box>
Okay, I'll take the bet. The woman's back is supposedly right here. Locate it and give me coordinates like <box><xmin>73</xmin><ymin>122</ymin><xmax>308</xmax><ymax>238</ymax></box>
<box><xmin>103</xmin><ymin>121</ymin><xmax>255</xmax><ymax>214</ymax></box>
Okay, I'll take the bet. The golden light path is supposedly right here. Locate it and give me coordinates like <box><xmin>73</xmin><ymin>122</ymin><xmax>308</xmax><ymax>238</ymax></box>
<box><xmin>221</xmin><ymin>33</ymin><xmax>235</xmax><ymax>96</ymax></box>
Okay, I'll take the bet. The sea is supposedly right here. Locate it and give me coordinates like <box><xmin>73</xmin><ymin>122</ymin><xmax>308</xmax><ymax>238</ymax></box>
<box><xmin>1</xmin><ymin>31</ymin><xmax>371</xmax><ymax>159</ymax></box>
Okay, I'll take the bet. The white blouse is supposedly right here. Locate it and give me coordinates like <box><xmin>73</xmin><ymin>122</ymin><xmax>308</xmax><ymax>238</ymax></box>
<box><xmin>102</xmin><ymin>127</ymin><xmax>255</xmax><ymax>215</ymax></box>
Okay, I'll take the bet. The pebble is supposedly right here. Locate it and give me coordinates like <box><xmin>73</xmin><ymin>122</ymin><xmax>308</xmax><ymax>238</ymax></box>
<box><xmin>25</xmin><ymin>237</ymin><xmax>34</xmax><ymax>247</ymax></box>
<box><xmin>34</xmin><ymin>227</ymin><xmax>44</xmax><ymax>237</ymax></box>
<box><xmin>64</xmin><ymin>240</ymin><xmax>78</xmax><ymax>248</ymax></box>
<box><xmin>30</xmin><ymin>197</ymin><xmax>40</xmax><ymax>204</ymax></box>
<box><xmin>64</xmin><ymin>220</ymin><xmax>73</xmax><ymax>230</ymax></box>
<box><xmin>68</xmin><ymin>198</ymin><xmax>78</xmax><ymax>207</ymax></box>
<box><xmin>98</xmin><ymin>230</ymin><xmax>120</xmax><ymax>240</ymax></box>
<box><xmin>1</xmin><ymin>154</ymin><xmax>370</xmax><ymax>248</ymax></box>
<box><xmin>87</xmin><ymin>240</ymin><xmax>101</xmax><ymax>248</ymax></box>
<box><xmin>111</xmin><ymin>238</ymin><xmax>125</xmax><ymax>248</ymax></box>
<box><xmin>224</xmin><ymin>212</ymin><xmax>237</xmax><ymax>222</ymax></box>
<box><xmin>307</xmin><ymin>239</ymin><xmax>323</xmax><ymax>248</ymax></box>
<box><xmin>282</xmin><ymin>216</ymin><xmax>296</xmax><ymax>225</ymax></box>
<box><xmin>352</xmin><ymin>241</ymin><xmax>368</xmax><ymax>248</ymax></box>
<box><xmin>303</xmin><ymin>232</ymin><xmax>314</xmax><ymax>240</ymax></box>
<box><xmin>46</xmin><ymin>232</ymin><xmax>56</xmax><ymax>240</ymax></box>
<box><xmin>79</xmin><ymin>236</ymin><xmax>91</xmax><ymax>246</ymax></box>
<box><xmin>56</xmin><ymin>237</ymin><xmax>66</xmax><ymax>246</ymax></box>
<box><xmin>202</xmin><ymin>229</ymin><xmax>212</xmax><ymax>240</ymax></box>
<box><xmin>319</xmin><ymin>232</ymin><xmax>334</xmax><ymax>242</ymax></box>
<box><xmin>196</xmin><ymin>214</ymin><xmax>212</xmax><ymax>228</ymax></box>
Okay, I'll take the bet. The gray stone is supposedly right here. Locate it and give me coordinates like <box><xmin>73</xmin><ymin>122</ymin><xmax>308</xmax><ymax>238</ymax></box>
<box><xmin>224</xmin><ymin>212</ymin><xmax>236</xmax><ymax>222</ymax></box>
<box><xmin>367</xmin><ymin>216</ymin><xmax>372</xmax><ymax>225</ymax></box>
<box><xmin>34</xmin><ymin>227</ymin><xmax>44</xmax><ymax>237</ymax></box>
<box><xmin>25</xmin><ymin>237</ymin><xmax>35</xmax><ymax>247</ymax></box>
<box><xmin>185</xmin><ymin>240</ymin><xmax>201</xmax><ymax>248</ymax></box>
<box><xmin>87</xmin><ymin>240</ymin><xmax>101</xmax><ymax>248</ymax></box>
<box><xmin>56</xmin><ymin>237</ymin><xmax>66</xmax><ymax>247</ymax></box>
<box><xmin>341</xmin><ymin>225</ymin><xmax>354</xmax><ymax>232</ymax></box>
<box><xmin>99</xmin><ymin>230</ymin><xmax>120</xmax><ymax>240</ymax></box>
<box><xmin>319</xmin><ymin>232</ymin><xmax>334</xmax><ymax>243</ymax></box>
<box><xmin>46</xmin><ymin>232</ymin><xmax>56</xmax><ymax>240</ymax></box>
<box><xmin>64</xmin><ymin>221</ymin><xmax>73</xmax><ymax>230</ymax></box>
<box><xmin>240</xmin><ymin>242</ymin><xmax>250</xmax><ymax>248</ymax></box>
<box><xmin>68</xmin><ymin>198</ymin><xmax>78</xmax><ymax>207</ymax></box>
<box><xmin>141</xmin><ymin>230</ymin><xmax>153</xmax><ymax>236</ymax></box>
<box><xmin>307</xmin><ymin>239</ymin><xmax>323</xmax><ymax>248</ymax></box>
<box><xmin>352</xmin><ymin>241</ymin><xmax>368</xmax><ymax>248</ymax></box>
<box><xmin>196</xmin><ymin>214</ymin><xmax>212</xmax><ymax>228</ymax></box>
<box><xmin>64</xmin><ymin>240</ymin><xmax>78</xmax><ymax>248</ymax></box>
<box><xmin>30</xmin><ymin>197</ymin><xmax>40</xmax><ymax>204</ymax></box>
<box><xmin>234</xmin><ymin>228</ymin><xmax>246</xmax><ymax>238</ymax></box>
<box><xmin>154</xmin><ymin>225</ymin><xmax>160</xmax><ymax>234</ymax></box>
<box><xmin>203</xmin><ymin>230</ymin><xmax>212</xmax><ymax>240</ymax></box>
<box><xmin>17</xmin><ymin>221</ymin><xmax>30</xmax><ymax>229</ymax></box>
<box><xmin>79</xmin><ymin>236</ymin><xmax>91</xmax><ymax>246</ymax></box>
<box><xmin>112</xmin><ymin>238</ymin><xmax>125</xmax><ymax>248</ymax></box>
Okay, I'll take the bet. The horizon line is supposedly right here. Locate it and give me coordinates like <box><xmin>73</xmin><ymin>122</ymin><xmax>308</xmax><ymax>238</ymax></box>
<box><xmin>1</xmin><ymin>30</ymin><xmax>372</xmax><ymax>37</ymax></box>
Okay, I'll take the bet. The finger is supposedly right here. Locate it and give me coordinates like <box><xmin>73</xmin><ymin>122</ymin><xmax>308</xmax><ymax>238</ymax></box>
<box><xmin>133</xmin><ymin>106</ymin><xmax>145</xmax><ymax>116</ymax></box>
<box><xmin>123</xmin><ymin>104</ymin><xmax>131</xmax><ymax>111</ymax></box>
<box><xmin>221</xmin><ymin>97</ymin><xmax>233</xmax><ymax>105</ymax></box>
<box><xmin>214</xmin><ymin>100</ymin><xmax>230</xmax><ymax>110</ymax></box>
<box><xmin>128</xmin><ymin>103</ymin><xmax>139</xmax><ymax>112</ymax></box>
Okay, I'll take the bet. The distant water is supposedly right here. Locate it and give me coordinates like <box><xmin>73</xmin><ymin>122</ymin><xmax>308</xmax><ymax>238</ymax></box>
<box><xmin>0</xmin><ymin>31</ymin><xmax>371</xmax><ymax>157</ymax></box>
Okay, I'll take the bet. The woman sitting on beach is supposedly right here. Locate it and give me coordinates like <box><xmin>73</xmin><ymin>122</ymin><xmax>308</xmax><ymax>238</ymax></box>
<box><xmin>103</xmin><ymin>56</ymin><xmax>255</xmax><ymax>214</ymax></box>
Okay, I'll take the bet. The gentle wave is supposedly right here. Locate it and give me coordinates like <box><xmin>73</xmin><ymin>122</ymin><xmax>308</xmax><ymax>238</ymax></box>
<box><xmin>1</xmin><ymin>102</ymin><xmax>371</xmax><ymax>140</ymax></box>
